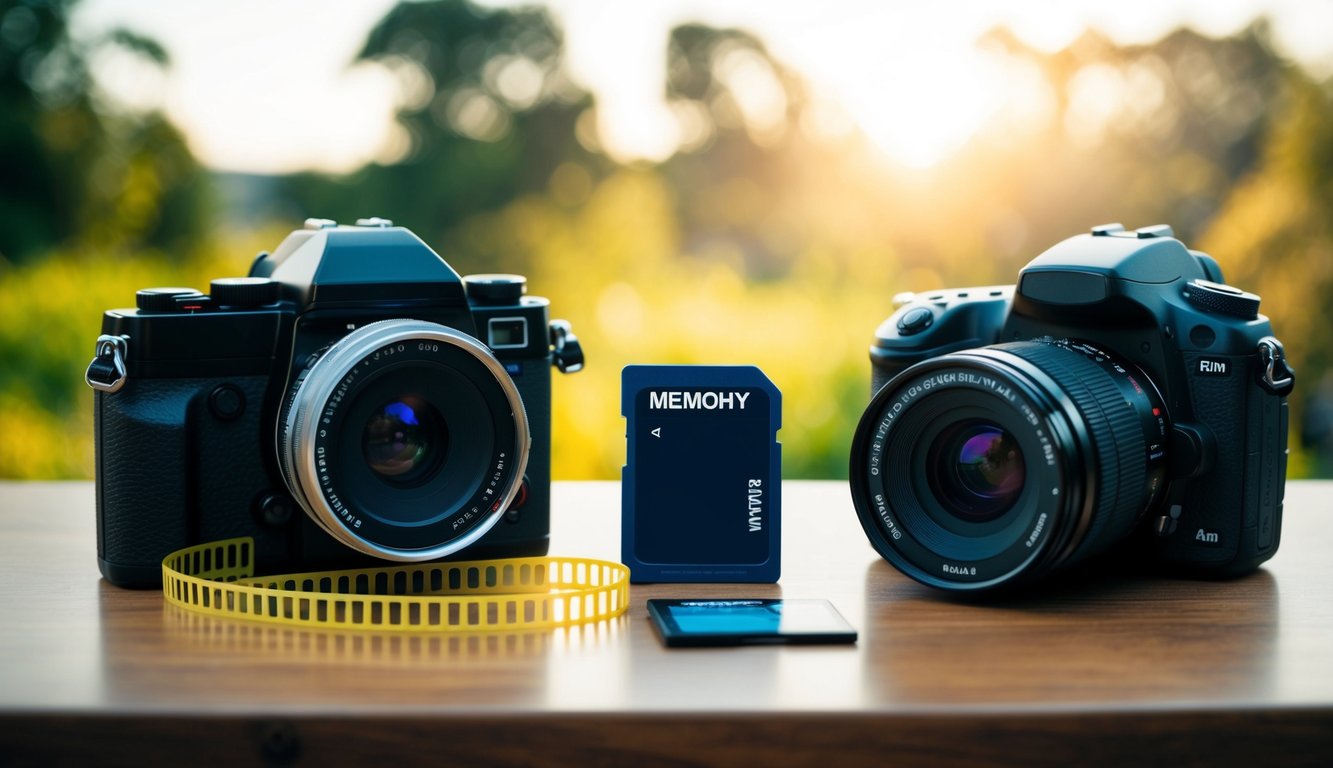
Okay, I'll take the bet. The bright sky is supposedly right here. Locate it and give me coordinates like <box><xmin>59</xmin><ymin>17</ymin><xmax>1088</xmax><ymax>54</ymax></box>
<box><xmin>72</xmin><ymin>0</ymin><xmax>1333</xmax><ymax>174</ymax></box>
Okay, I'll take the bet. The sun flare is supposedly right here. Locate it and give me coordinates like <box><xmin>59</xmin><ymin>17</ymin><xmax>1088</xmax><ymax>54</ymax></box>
<box><xmin>837</xmin><ymin>45</ymin><xmax>1004</xmax><ymax>168</ymax></box>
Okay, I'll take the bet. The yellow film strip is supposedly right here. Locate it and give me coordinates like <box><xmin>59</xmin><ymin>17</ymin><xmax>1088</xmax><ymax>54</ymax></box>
<box><xmin>163</xmin><ymin>537</ymin><xmax>630</xmax><ymax>633</ymax></box>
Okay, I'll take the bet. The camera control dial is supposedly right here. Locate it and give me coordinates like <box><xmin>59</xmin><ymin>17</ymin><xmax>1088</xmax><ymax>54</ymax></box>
<box><xmin>136</xmin><ymin>287</ymin><xmax>206</xmax><ymax>312</ymax></box>
<box><xmin>1182</xmin><ymin>279</ymin><xmax>1260</xmax><ymax>320</ymax></box>
<box><xmin>464</xmin><ymin>273</ymin><xmax>527</xmax><ymax>304</ymax></box>
<box><xmin>210</xmin><ymin>277</ymin><xmax>279</xmax><ymax>307</ymax></box>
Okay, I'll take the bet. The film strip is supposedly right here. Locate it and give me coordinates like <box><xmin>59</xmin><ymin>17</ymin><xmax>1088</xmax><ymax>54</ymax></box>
<box><xmin>163</xmin><ymin>537</ymin><xmax>630</xmax><ymax>633</ymax></box>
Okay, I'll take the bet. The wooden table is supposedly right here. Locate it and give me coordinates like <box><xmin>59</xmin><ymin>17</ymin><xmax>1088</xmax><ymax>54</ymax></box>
<box><xmin>1</xmin><ymin>480</ymin><xmax>1331</xmax><ymax>766</ymax></box>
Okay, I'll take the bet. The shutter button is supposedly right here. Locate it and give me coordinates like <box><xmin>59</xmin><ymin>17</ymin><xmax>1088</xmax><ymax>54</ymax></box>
<box><xmin>896</xmin><ymin>307</ymin><xmax>934</xmax><ymax>336</ymax></box>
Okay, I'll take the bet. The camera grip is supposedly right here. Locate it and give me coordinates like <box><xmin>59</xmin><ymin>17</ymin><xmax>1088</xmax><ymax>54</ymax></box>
<box><xmin>1166</xmin><ymin>352</ymin><xmax>1284</xmax><ymax>573</ymax></box>
<box><xmin>95</xmin><ymin>380</ymin><xmax>196</xmax><ymax>586</ymax></box>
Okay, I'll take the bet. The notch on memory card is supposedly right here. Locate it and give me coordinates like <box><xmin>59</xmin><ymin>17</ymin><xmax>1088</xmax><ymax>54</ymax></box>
<box><xmin>621</xmin><ymin>365</ymin><xmax>781</xmax><ymax>583</ymax></box>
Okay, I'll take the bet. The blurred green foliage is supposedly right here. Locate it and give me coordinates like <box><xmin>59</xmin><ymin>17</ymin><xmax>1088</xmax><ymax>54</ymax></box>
<box><xmin>0</xmin><ymin>0</ymin><xmax>209</xmax><ymax>262</ymax></box>
<box><xmin>2</xmin><ymin>0</ymin><xmax>1331</xmax><ymax>479</ymax></box>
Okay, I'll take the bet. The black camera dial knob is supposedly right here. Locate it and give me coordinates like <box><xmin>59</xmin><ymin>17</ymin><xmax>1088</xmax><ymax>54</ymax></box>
<box><xmin>1182</xmin><ymin>279</ymin><xmax>1260</xmax><ymax>320</ymax></box>
<box><xmin>464</xmin><ymin>274</ymin><xmax>527</xmax><ymax>304</ymax></box>
<box><xmin>136</xmin><ymin>287</ymin><xmax>205</xmax><ymax>312</ymax></box>
<box><xmin>210</xmin><ymin>277</ymin><xmax>279</xmax><ymax>307</ymax></box>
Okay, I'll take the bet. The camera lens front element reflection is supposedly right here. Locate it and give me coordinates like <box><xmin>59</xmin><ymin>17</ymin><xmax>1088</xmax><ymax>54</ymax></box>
<box><xmin>928</xmin><ymin>420</ymin><xmax>1025</xmax><ymax>523</ymax></box>
<box><xmin>362</xmin><ymin>396</ymin><xmax>447</xmax><ymax>485</ymax></box>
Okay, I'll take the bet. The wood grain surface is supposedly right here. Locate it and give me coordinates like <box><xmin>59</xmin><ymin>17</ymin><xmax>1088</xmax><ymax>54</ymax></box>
<box><xmin>1</xmin><ymin>480</ymin><xmax>1331</xmax><ymax>766</ymax></box>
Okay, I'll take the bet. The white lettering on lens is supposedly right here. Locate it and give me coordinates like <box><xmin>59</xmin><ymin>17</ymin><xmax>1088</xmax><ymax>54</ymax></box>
<box><xmin>649</xmin><ymin>390</ymin><xmax>752</xmax><ymax>410</ymax></box>
<box><xmin>943</xmin><ymin>563</ymin><xmax>977</xmax><ymax>576</ymax></box>
<box><xmin>1026</xmin><ymin>513</ymin><xmax>1048</xmax><ymax>547</ymax></box>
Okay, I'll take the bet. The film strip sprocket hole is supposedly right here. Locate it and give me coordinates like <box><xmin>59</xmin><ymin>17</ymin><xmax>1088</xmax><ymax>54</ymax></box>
<box><xmin>162</xmin><ymin>538</ymin><xmax>630</xmax><ymax>632</ymax></box>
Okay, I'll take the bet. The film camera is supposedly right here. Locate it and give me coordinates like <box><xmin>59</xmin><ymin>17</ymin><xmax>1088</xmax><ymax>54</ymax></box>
<box><xmin>849</xmin><ymin>224</ymin><xmax>1294</xmax><ymax>592</ymax></box>
<box><xmin>88</xmin><ymin>218</ymin><xmax>583</xmax><ymax>587</ymax></box>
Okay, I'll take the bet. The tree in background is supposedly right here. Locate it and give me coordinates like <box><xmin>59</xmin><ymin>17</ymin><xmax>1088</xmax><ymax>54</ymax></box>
<box><xmin>279</xmin><ymin>0</ymin><xmax>603</xmax><ymax>274</ymax></box>
<box><xmin>659</xmin><ymin>24</ymin><xmax>810</xmax><ymax>279</ymax></box>
<box><xmin>1198</xmin><ymin>64</ymin><xmax>1333</xmax><ymax>474</ymax></box>
<box><xmin>0</xmin><ymin>0</ymin><xmax>214</xmax><ymax>477</ymax></box>
<box><xmin>0</xmin><ymin>0</ymin><xmax>210</xmax><ymax>265</ymax></box>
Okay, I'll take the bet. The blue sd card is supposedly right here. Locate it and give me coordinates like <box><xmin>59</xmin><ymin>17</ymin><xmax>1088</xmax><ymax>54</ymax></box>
<box><xmin>621</xmin><ymin>365</ymin><xmax>781</xmax><ymax>583</ymax></box>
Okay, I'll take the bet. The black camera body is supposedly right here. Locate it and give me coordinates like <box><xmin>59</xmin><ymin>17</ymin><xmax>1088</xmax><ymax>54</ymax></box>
<box><xmin>853</xmin><ymin>224</ymin><xmax>1294</xmax><ymax>592</ymax></box>
<box><xmin>89</xmin><ymin>218</ymin><xmax>583</xmax><ymax>588</ymax></box>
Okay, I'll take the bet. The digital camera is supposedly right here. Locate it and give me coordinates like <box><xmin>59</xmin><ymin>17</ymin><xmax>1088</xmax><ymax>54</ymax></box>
<box><xmin>88</xmin><ymin>218</ymin><xmax>583</xmax><ymax>588</ymax></box>
<box><xmin>849</xmin><ymin>224</ymin><xmax>1294</xmax><ymax>593</ymax></box>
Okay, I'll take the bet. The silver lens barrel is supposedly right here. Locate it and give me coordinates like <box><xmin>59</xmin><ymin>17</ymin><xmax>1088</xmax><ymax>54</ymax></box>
<box><xmin>278</xmin><ymin>319</ymin><xmax>530</xmax><ymax>561</ymax></box>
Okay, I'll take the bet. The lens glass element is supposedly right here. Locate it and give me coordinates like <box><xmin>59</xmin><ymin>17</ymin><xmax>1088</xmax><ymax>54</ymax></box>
<box><xmin>928</xmin><ymin>420</ymin><xmax>1025</xmax><ymax>523</ymax></box>
<box><xmin>362</xmin><ymin>396</ymin><xmax>447</xmax><ymax>485</ymax></box>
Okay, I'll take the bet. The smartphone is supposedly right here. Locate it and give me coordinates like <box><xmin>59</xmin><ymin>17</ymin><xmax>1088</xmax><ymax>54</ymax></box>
<box><xmin>646</xmin><ymin>598</ymin><xmax>857</xmax><ymax>647</ymax></box>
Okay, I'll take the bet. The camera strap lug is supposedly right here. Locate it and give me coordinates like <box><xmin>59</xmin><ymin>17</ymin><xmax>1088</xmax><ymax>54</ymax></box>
<box><xmin>1257</xmin><ymin>337</ymin><xmax>1295</xmax><ymax>396</ymax></box>
<box><xmin>86</xmin><ymin>335</ymin><xmax>129</xmax><ymax>393</ymax></box>
<box><xmin>550</xmin><ymin>320</ymin><xmax>584</xmax><ymax>374</ymax></box>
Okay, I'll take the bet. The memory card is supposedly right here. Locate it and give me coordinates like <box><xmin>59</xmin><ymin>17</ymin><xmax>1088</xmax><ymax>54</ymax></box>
<box><xmin>621</xmin><ymin>365</ymin><xmax>781</xmax><ymax>583</ymax></box>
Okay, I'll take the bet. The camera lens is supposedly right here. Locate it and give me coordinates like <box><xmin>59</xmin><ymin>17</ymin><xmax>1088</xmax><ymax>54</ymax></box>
<box><xmin>279</xmin><ymin>319</ymin><xmax>529</xmax><ymax>562</ymax></box>
<box><xmin>927</xmin><ymin>420</ymin><xmax>1025</xmax><ymax>523</ymax></box>
<box><xmin>849</xmin><ymin>338</ymin><xmax>1167</xmax><ymax>592</ymax></box>
<box><xmin>361</xmin><ymin>396</ymin><xmax>447</xmax><ymax>485</ymax></box>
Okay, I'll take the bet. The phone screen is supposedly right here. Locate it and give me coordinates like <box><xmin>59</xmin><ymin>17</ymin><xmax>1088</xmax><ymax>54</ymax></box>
<box><xmin>646</xmin><ymin>598</ymin><xmax>857</xmax><ymax>647</ymax></box>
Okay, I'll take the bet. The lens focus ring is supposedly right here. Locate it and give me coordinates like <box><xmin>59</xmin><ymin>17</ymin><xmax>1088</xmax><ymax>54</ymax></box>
<box><xmin>987</xmin><ymin>341</ymin><xmax>1148</xmax><ymax>563</ymax></box>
